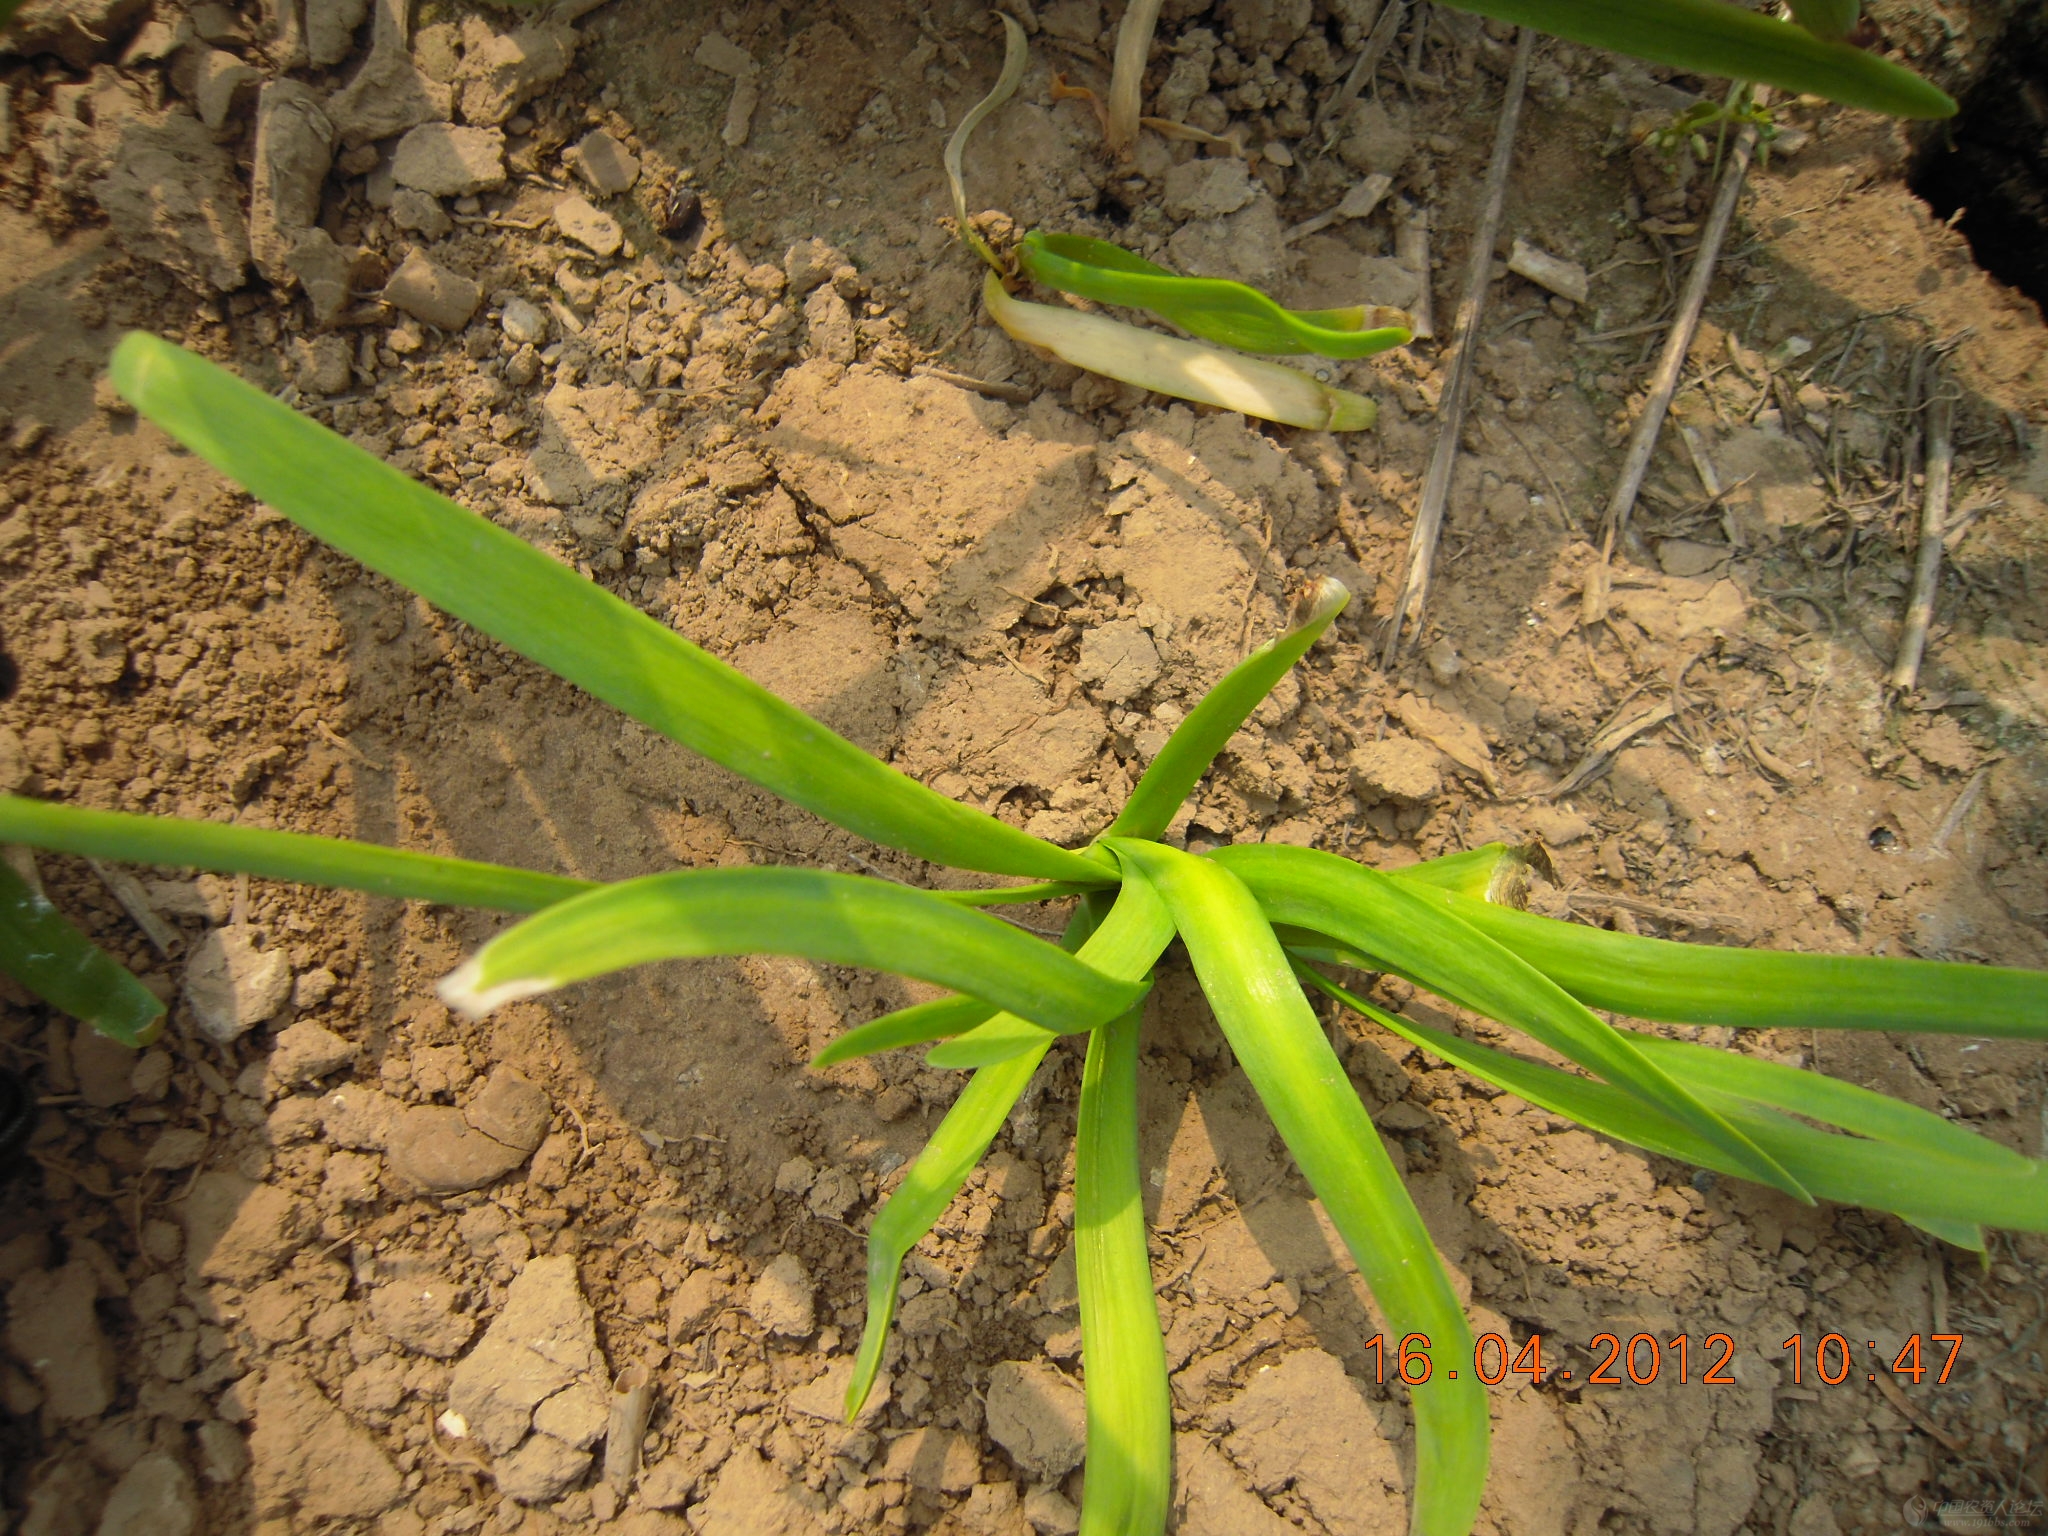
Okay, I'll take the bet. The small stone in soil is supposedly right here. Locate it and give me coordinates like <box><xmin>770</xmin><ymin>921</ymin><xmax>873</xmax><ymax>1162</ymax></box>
<box><xmin>500</xmin><ymin>295</ymin><xmax>548</xmax><ymax>346</ymax></box>
<box><xmin>1349</xmin><ymin>737</ymin><xmax>1443</xmax><ymax>805</ymax></box>
<box><xmin>494</xmin><ymin>1431</ymin><xmax>592</xmax><ymax>1505</ymax></box>
<box><xmin>567</xmin><ymin>128</ymin><xmax>639</xmax><ymax>195</ymax></box>
<box><xmin>369</xmin><ymin>1272</ymin><xmax>475</xmax><ymax>1358</ymax></box>
<box><xmin>183</xmin><ymin>927</ymin><xmax>292</xmax><ymax>1044</ymax></box>
<box><xmin>552</xmin><ymin>194</ymin><xmax>622</xmax><ymax>258</ymax></box>
<box><xmin>392</xmin><ymin>122</ymin><xmax>507</xmax><ymax>197</ymax></box>
<box><xmin>389</xmin><ymin>187</ymin><xmax>453</xmax><ymax>241</ymax></box>
<box><xmin>446</xmin><ymin>1254</ymin><xmax>604</xmax><ymax>1454</ymax></box>
<box><xmin>984</xmin><ymin>1360</ymin><xmax>1087</xmax><ymax>1481</ymax></box>
<box><xmin>745</xmin><ymin>1252</ymin><xmax>815</xmax><ymax>1337</ymax></box>
<box><xmin>267</xmin><ymin>1020</ymin><xmax>356</xmax><ymax>1086</ymax></box>
<box><xmin>249</xmin><ymin>1365</ymin><xmax>402</xmax><ymax>1521</ymax></box>
<box><xmin>4</xmin><ymin>1262</ymin><xmax>117</xmax><ymax>1420</ymax></box>
<box><xmin>382</xmin><ymin>250</ymin><xmax>484</xmax><ymax>331</ymax></box>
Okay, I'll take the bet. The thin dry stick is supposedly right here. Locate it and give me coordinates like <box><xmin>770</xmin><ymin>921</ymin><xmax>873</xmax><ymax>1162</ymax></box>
<box><xmin>1598</xmin><ymin>90</ymin><xmax>1769</xmax><ymax>553</ymax></box>
<box><xmin>1379</xmin><ymin>26</ymin><xmax>1533</xmax><ymax>666</ymax></box>
<box><xmin>1890</xmin><ymin>380</ymin><xmax>1955</xmax><ymax>692</ymax></box>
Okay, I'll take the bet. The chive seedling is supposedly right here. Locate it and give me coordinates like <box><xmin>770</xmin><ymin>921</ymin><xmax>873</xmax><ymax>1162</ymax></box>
<box><xmin>4</xmin><ymin>335</ymin><xmax>2041</xmax><ymax>1535</ymax></box>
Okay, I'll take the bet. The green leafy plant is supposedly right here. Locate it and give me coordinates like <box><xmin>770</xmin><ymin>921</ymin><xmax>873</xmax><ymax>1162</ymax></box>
<box><xmin>951</xmin><ymin>16</ymin><xmax>1399</xmax><ymax>433</ymax></box>
<box><xmin>953</xmin><ymin>0</ymin><xmax>1950</xmax><ymax>432</ymax></box>
<box><xmin>4</xmin><ymin>334</ymin><xmax>2044</xmax><ymax>1536</ymax></box>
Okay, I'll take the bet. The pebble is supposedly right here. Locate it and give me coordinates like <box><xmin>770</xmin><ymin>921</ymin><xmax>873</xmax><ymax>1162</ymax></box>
<box><xmin>460</xmin><ymin>20</ymin><xmax>577</xmax><ymax>126</ymax></box>
<box><xmin>382</xmin><ymin>249</ymin><xmax>483</xmax><ymax>331</ymax></box>
<box><xmin>745</xmin><ymin>1252</ymin><xmax>815</xmax><ymax>1337</ymax></box>
<box><xmin>493</xmin><ymin>1432</ymin><xmax>593</xmax><ymax>1505</ymax></box>
<box><xmin>368</xmin><ymin>1272</ymin><xmax>475</xmax><ymax>1357</ymax></box>
<box><xmin>566</xmin><ymin>128</ymin><xmax>639</xmax><ymax>195</ymax></box>
<box><xmin>249</xmin><ymin>1365</ymin><xmax>402</xmax><ymax>1521</ymax></box>
<box><xmin>90</xmin><ymin>113</ymin><xmax>249</xmax><ymax>291</ymax></box>
<box><xmin>447</xmin><ymin>1254</ymin><xmax>605</xmax><ymax>1455</ymax></box>
<box><xmin>291</xmin><ymin>967</ymin><xmax>338</xmax><ymax>1010</ymax></box>
<box><xmin>290</xmin><ymin>335</ymin><xmax>353</xmax><ymax>395</ymax></box>
<box><xmin>183</xmin><ymin>928</ymin><xmax>292</xmax><ymax>1045</ymax></box>
<box><xmin>1349</xmin><ymin>737</ymin><xmax>1444</xmax><ymax>805</ymax></box>
<box><xmin>552</xmin><ymin>194</ymin><xmax>622</xmax><ymax>258</ymax></box>
<box><xmin>248</xmin><ymin>80</ymin><xmax>336</xmax><ymax>287</ymax></box>
<box><xmin>1162</xmin><ymin>156</ymin><xmax>1256</xmax><ymax>220</ymax></box>
<box><xmin>386</xmin><ymin>1106</ymin><xmax>528</xmax><ymax>1192</ymax></box>
<box><xmin>267</xmin><ymin>1020</ymin><xmax>356</xmax><ymax>1086</ymax></box>
<box><xmin>1075</xmin><ymin>619</ymin><xmax>1162</xmax><ymax>704</ymax></box>
<box><xmin>985</xmin><ymin>1360</ymin><xmax>1088</xmax><ymax>1480</ymax></box>
<box><xmin>319</xmin><ymin>1082</ymin><xmax>397</xmax><ymax>1149</ymax></box>
<box><xmin>500</xmin><ymin>296</ymin><xmax>548</xmax><ymax>346</ymax></box>
<box><xmin>392</xmin><ymin>123</ymin><xmax>506</xmax><ymax>197</ymax></box>
<box><xmin>389</xmin><ymin>186</ymin><xmax>453</xmax><ymax>241</ymax></box>
<box><xmin>94</xmin><ymin>1450</ymin><xmax>198</xmax><ymax>1536</ymax></box>
<box><xmin>4</xmin><ymin>1262</ymin><xmax>117</xmax><ymax>1420</ymax></box>
<box><xmin>464</xmin><ymin>1066</ymin><xmax>550</xmax><ymax>1151</ymax></box>
<box><xmin>186</xmin><ymin>1175</ymin><xmax>309</xmax><ymax>1285</ymax></box>
<box><xmin>883</xmin><ymin>1426</ymin><xmax>980</xmax><ymax>1493</ymax></box>
<box><xmin>783</xmin><ymin>237</ymin><xmax>847</xmax><ymax>296</ymax></box>
<box><xmin>142</xmin><ymin>1127</ymin><xmax>209</xmax><ymax>1171</ymax></box>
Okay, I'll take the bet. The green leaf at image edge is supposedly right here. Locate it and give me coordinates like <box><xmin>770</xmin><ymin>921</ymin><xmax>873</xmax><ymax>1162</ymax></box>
<box><xmin>1418</xmin><ymin>884</ymin><xmax>2048</xmax><ymax>1039</ymax></box>
<box><xmin>0</xmin><ymin>795</ymin><xmax>593</xmax><ymax>912</ymax></box>
<box><xmin>0</xmin><ymin>860</ymin><xmax>163</xmax><ymax>1047</ymax></box>
<box><xmin>107</xmin><ymin>334</ymin><xmax>1110</xmax><ymax>889</ymax></box>
<box><xmin>1298</xmin><ymin>967</ymin><xmax>2044</xmax><ymax>1242</ymax></box>
<box><xmin>1439</xmin><ymin>0</ymin><xmax>1953</xmax><ymax>118</ymax></box>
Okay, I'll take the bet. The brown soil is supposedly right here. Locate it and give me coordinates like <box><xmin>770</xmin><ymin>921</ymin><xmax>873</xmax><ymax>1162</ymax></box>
<box><xmin>2</xmin><ymin>2</ymin><xmax>2045</xmax><ymax>1534</ymax></box>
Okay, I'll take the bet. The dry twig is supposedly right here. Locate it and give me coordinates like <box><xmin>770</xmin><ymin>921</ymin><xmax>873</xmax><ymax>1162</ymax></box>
<box><xmin>1889</xmin><ymin>376</ymin><xmax>1955</xmax><ymax>693</ymax></box>
<box><xmin>1379</xmin><ymin>26</ymin><xmax>1533</xmax><ymax>665</ymax></box>
<box><xmin>1599</xmin><ymin>88</ymin><xmax>1769</xmax><ymax>554</ymax></box>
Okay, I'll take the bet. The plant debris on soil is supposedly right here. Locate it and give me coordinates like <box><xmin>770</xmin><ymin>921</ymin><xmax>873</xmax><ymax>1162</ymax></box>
<box><xmin>1</xmin><ymin>1</ymin><xmax>2045</xmax><ymax>1534</ymax></box>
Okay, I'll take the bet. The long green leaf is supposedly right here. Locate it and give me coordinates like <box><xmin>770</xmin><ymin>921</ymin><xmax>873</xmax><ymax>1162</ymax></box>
<box><xmin>1438</xmin><ymin>0</ymin><xmax>1953</xmax><ymax>117</ymax></box>
<box><xmin>0</xmin><ymin>795</ymin><xmax>591</xmax><ymax>912</ymax></box>
<box><xmin>845</xmin><ymin>897</ymin><xmax>1105</xmax><ymax>1417</ymax></box>
<box><xmin>847</xmin><ymin>1044</ymin><xmax>1052</xmax><ymax>1417</ymax></box>
<box><xmin>1109</xmin><ymin>840</ymin><xmax>1486</xmax><ymax>1536</ymax></box>
<box><xmin>1020</xmin><ymin>232</ymin><xmax>1413</xmax><ymax>359</ymax></box>
<box><xmin>1416</xmin><ymin>886</ymin><xmax>2048</xmax><ymax>1039</ymax></box>
<box><xmin>439</xmin><ymin>868</ymin><xmax>1141</xmax><ymax>1032</ymax></box>
<box><xmin>812</xmin><ymin>994</ymin><xmax>995</xmax><ymax>1068</ymax></box>
<box><xmin>1625</xmin><ymin>1032</ymin><xmax>2041</xmax><ymax>1172</ymax></box>
<box><xmin>0</xmin><ymin>860</ymin><xmax>163</xmax><ymax>1047</ymax></box>
<box><xmin>1299</xmin><ymin>966</ymin><xmax>2043</xmax><ymax>1239</ymax></box>
<box><xmin>1106</xmin><ymin>579</ymin><xmax>1349</xmax><ymax>843</ymax></box>
<box><xmin>1074</xmin><ymin>1002</ymin><xmax>1171</xmax><ymax>1536</ymax></box>
<box><xmin>109</xmin><ymin>334</ymin><xmax>1110</xmax><ymax>887</ymax></box>
<box><xmin>925</xmin><ymin>876</ymin><xmax>1173</xmax><ymax>1069</ymax></box>
<box><xmin>1214</xmin><ymin>843</ymin><xmax>1809</xmax><ymax>1201</ymax></box>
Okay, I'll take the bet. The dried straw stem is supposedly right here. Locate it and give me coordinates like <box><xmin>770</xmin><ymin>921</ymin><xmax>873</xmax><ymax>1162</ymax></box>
<box><xmin>1889</xmin><ymin>377</ymin><xmax>1954</xmax><ymax>692</ymax></box>
<box><xmin>1598</xmin><ymin>89</ymin><xmax>1768</xmax><ymax>550</ymax></box>
<box><xmin>1105</xmin><ymin>0</ymin><xmax>1166</xmax><ymax>157</ymax></box>
<box><xmin>1380</xmin><ymin>26</ymin><xmax>1534</xmax><ymax>665</ymax></box>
